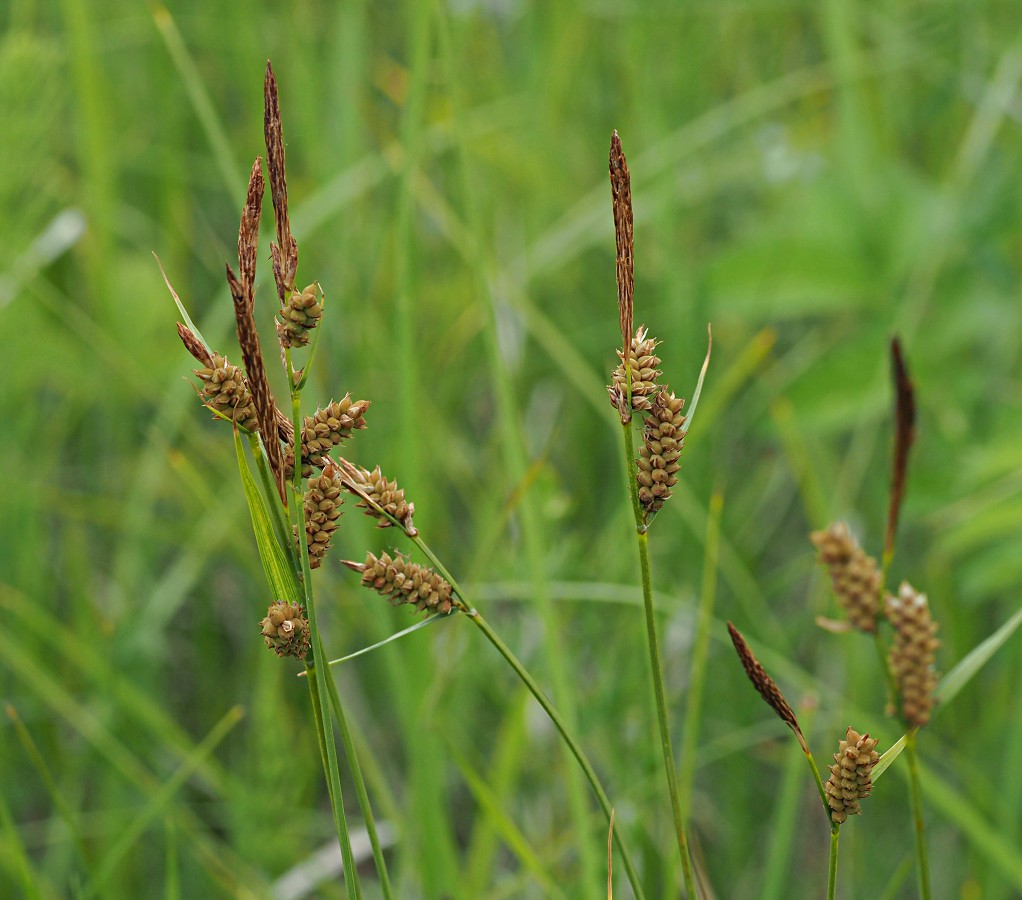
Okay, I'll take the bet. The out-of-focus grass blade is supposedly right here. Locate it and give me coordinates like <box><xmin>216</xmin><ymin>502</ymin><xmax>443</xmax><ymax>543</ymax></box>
<box><xmin>446</xmin><ymin>740</ymin><xmax>567</xmax><ymax>900</ymax></box>
<box><xmin>936</xmin><ymin>606</ymin><xmax>1022</xmax><ymax>707</ymax></box>
<box><xmin>234</xmin><ymin>429</ymin><xmax>300</xmax><ymax>602</ymax></box>
<box><xmin>82</xmin><ymin>706</ymin><xmax>245</xmax><ymax>900</ymax></box>
<box><xmin>0</xmin><ymin>772</ymin><xmax>48</xmax><ymax>900</ymax></box>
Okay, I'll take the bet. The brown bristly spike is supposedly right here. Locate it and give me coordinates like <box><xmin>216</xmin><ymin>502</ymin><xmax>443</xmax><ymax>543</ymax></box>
<box><xmin>609</xmin><ymin>131</ymin><xmax>634</xmax><ymax>423</ymax></box>
<box><xmin>227</xmin><ymin>158</ymin><xmax>286</xmax><ymax>502</ymax></box>
<box><xmin>885</xmin><ymin>582</ymin><xmax>940</xmax><ymax>728</ymax></box>
<box><xmin>886</xmin><ymin>337</ymin><xmax>916</xmax><ymax>561</ymax></box>
<box><xmin>810</xmin><ymin>522</ymin><xmax>881</xmax><ymax>633</ymax></box>
<box><xmin>727</xmin><ymin>622</ymin><xmax>809</xmax><ymax>753</ymax></box>
<box><xmin>177</xmin><ymin>322</ymin><xmax>214</xmax><ymax>368</ymax></box>
<box><xmin>343</xmin><ymin>551</ymin><xmax>460</xmax><ymax>615</ymax></box>
<box><xmin>264</xmin><ymin>60</ymin><xmax>297</xmax><ymax>303</ymax></box>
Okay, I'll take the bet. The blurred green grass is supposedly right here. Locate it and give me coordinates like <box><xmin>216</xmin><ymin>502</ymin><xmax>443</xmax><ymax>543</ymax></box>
<box><xmin>2</xmin><ymin>0</ymin><xmax>1021</xmax><ymax>896</ymax></box>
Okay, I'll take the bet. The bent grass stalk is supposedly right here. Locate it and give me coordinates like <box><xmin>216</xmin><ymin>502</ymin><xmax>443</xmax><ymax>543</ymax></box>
<box><xmin>334</xmin><ymin>483</ymin><xmax>648</xmax><ymax>900</ymax></box>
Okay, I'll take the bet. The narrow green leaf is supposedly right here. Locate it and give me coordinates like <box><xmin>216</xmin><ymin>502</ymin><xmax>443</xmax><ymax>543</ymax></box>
<box><xmin>313</xmin><ymin>614</ymin><xmax>451</xmax><ymax>672</ymax></box>
<box><xmin>234</xmin><ymin>429</ymin><xmax>301</xmax><ymax>602</ymax></box>
<box><xmin>873</xmin><ymin>733</ymin><xmax>907</xmax><ymax>783</ymax></box>
<box><xmin>936</xmin><ymin>606</ymin><xmax>1022</xmax><ymax>707</ymax></box>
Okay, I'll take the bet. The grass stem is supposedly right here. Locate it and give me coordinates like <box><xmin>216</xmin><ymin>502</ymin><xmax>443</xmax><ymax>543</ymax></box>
<box><xmin>905</xmin><ymin>729</ymin><xmax>932</xmax><ymax>899</ymax></box>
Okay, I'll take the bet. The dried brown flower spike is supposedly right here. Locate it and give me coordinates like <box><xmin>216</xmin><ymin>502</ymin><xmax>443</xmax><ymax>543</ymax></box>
<box><xmin>344</xmin><ymin>551</ymin><xmax>460</xmax><ymax>615</ymax></box>
<box><xmin>277</xmin><ymin>283</ymin><xmax>324</xmax><ymax>349</ymax></box>
<box><xmin>811</xmin><ymin>523</ymin><xmax>882</xmax><ymax>633</ymax></box>
<box><xmin>304</xmin><ymin>465</ymin><xmax>343</xmax><ymax>569</ymax></box>
<box><xmin>727</xmin><ymin>622</ymin><xmax>808</xmax><ymax>753</ymax></box>
<box><xmin>637</xmin><ymin>388</ymin><xmax>686</xmax><ymax>519</ymax></box>
<box><xmin>608</xmin><ymin>326</ymin><xmax>662</xmax><ymax>414</ymax></box>
<box><xmin>825</xmin><ymin>727</ymin><xmax>880</xmax><ymax>824</ymax></box>
<box><xmin>193</xmin><ymin>354</ymin><xmax>259</xmax><ymax>432</ymax></box>
<box><xmin>885</xmin><ymin>582</ymin><xmax>940</xmax><ymax>727</ymax></box>
<box><xmin>260</xmin><ymin>600</ymin><xmax>311</xmax><ymax>659</ymax></box>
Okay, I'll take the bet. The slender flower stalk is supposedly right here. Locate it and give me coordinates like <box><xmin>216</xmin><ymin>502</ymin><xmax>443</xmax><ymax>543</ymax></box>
<box><xmin>607</xmin><ymin>131</ymin><xmax>697</xmax><ymax>896</ymax></box>
<box><xmin>336</xmin><ymin>484</ymin><xmax>647</xmax><ymax>900</ymax></box>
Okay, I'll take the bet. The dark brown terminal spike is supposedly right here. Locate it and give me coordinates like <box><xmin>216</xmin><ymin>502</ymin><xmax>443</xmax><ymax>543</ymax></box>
<box><xmin>727</xmin><ymin>622</ymin><xmax>808</xmax><ymax>754</ymax></box>
<box><xmin>264</xmin><ymin>61</ymin><xmax>298</xmax><ymax>302</ymax></box>
<box><xmin>227</xmin><ymin>158</ymin><xmax>286</xmax><ymax>502</ymax></box>
<box><xmin>886</xmin><ymin>337</ymin><xmax>916</xmax><ymax>562</ymax></box>
<box><xmin>609</xmin><ymin>131</ymin><xmax>634</xmax><ymax>423</ymax></box>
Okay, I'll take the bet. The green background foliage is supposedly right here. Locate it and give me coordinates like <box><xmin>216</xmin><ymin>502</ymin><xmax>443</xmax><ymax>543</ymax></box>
<box><xmin>2</xmin><ymin>0</ymin><xmax>1021</xmax><ymax>896</ymax></box>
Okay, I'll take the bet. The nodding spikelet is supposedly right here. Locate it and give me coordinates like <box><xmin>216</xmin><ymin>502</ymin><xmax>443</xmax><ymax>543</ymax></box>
<box><xmin>284</xmin><ymin>395</ymin><xmax>370</xmax><ymax>478</ymax></box>
<box><xmin>193</xmin><ymin>354</ymin><xmax>259</xmax><ymax>432</ymax></box>
<box><xmin>259</xmin><ymin>600</ymin><xmax>310</xmax><ymax>660</ymax></box>
<box><xmin>727</xmin><ymin>622</ymin><xmax>808</xmax><ymax>753</ymax></box>
<box><xmin>886</xmin><ymin>582</ymin><xmax>940</xmax><ymax>727</ymax></box>
<box><xmin>304</xmin><ymin>465</ymin><xmax>343</xmax><ymax>569</ymax></box>
<box><xmin>825</xmin><ymin>727</ymin><xmax>880</xmax><ymax>824</ymax></box>
<box><xmin>348</xmin><ymin>464</ymin><xmax>416</xmax><ymax>534</ymax></box>
<box><xmin>608</xmin><ymin>326</ymin><xmax>662</xmax><ymax>413</ymax></box>
<box><xmin>344</xmin><ymin>551</ymin><xmax>459</xmax><ymax>615</ymax></box>
<box><xmin>277</xmin><ymin>283</ymin><xmax>323</xmax><ymax>349</ymax></box>
<box><xmin>811</xmin><ymin>523</ymin><xmax>881</xmax><ymax>633</ymax></box>
<box><xmin>637</xmin><ymin>389</ymin><xmax>686</xmax><ymax>519</ymax></box>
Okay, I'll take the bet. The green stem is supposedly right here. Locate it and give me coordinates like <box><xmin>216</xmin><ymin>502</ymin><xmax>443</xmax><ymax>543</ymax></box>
<box><xmin>905</xmin><ymin>730</ymin><xmax>932</xmax><ymax>899</ymax></box>
<box><xmin>322</xmin><ymin>661</ymin><xmax>395</xmax><ymax>900</ymax></box>
<box><xmin>827</xmin><ymin>826</ymin><xmax>840</xmax><ymax>900</ymax></box>
<box><xmin>465</xmin><ymin>611</ymin><xmax>647</xmax><ymax>900</ymax></box>
<box><xmin>289</xmin><ymin>366</ymin><xmax>361</xmax><ymax>900</ymax></box>
<box><xmin>621</xmin><ymin>418</ymin><xmax>696</xmax><ymax>896</ymax></box>
<box><xmin>636</xmin><ymin>528</ymin><xmax>696</xmax><ymax>896</ymax></box>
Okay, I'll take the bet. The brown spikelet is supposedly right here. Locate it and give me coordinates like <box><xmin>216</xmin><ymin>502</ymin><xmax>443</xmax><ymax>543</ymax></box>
<box><xmin>227</xmin><ymin>158</ymin><xmax>286</xmax><ymax>502</ymax></box>
<box><xmin>609</xmin><ymin>326</ymin><xmax>662</xmax><ymax>414</ymax></box>
<box><xmin>825</xmin><ymin>726</ymin><xmax>880</xmax><ymax>824</ymax></box>
<box><xmin>193</xmin><ymin>354</ymin><xmax>259</xmax><ymax>431</ymax></box>
<box><xmin>264</xmin><ymin>61</ymin><xmax>298</xmax><ymax>302</ymax></box>
<box><xmin>885</xmin><ymin>582</ymin><xmax>940</xmax><ymax>728</ymax></box>
<box><xmin>727</xmin><ymin>622</ymin><xmax>808</xmax><ymax>753</ymax></box>
<box><xmin>349</xmin><ymin>464</ymin><xmax>417</xmax><ymax>534</ymax></box>
<box><xmin>886</xmin><ymin>337</ymin><xmax>916</xmax><ymax>561</ymax></box>
<box><xmin>344</xmin><ymin>551</ymin><xmax>460</xmax><ymax>615</ymax></box>
<box><xmin>609</xmin><ymin>130</ymin><xmax>634</xmax><ymax>424</ymax></box>
<box><xmin>177</xmin><ymin>322</ymin><xmax>214</xmax><ymax>368</ymax></box>
<box><xmin>811</xmin><ymin>522</ymin><xmax>881</xmax><ymax>633</ymax></box>
<box><xmin>304</xmin><ymin>465</ymin><xmax>343</xmax><ymax>569</ymax></box>
<box><xmin>637</xmin><ymin>388</ymin><xmax>686</xmax><ymax>521</ymax></box>
<box><xmin>259</xmin><ymin>600</ymin><xmax>310</xmax><ymax>660</ymax></box>
<box><xmin>284</xmin><ymin>396</ymin><xmax>370</xmax><ymax>478</ymax></box>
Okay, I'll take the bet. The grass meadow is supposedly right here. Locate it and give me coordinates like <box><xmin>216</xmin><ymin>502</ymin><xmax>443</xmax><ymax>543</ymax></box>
<box><xmin>3</xmin><ymin>1</ymin><xmax>1022</xmax><ymax>897</ymax></box>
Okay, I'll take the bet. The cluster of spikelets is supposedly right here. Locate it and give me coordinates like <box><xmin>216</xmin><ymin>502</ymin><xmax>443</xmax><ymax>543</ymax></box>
<box><xmin>825</xmin><ymin>727</ymin><xmax>880</xmax><ymax>824</ymax></box>
<box><xmin>169</xmin><ymin>63</ymin><xmax>460</xmax><ymax>662</ymax></box>
<box><xmin>812</xmin><ymin>522</ymin><xmax>941</xmax><ymax>728</ymax></box>
<box><xmin>608</xmin><ymin>327</ymin><xmax>687</xmax><ymax>522</ymax></box>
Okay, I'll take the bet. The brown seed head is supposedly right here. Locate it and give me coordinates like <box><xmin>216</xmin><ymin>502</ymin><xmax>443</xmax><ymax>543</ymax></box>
<box><xmin>825</xmin><ymin>726</ymin><xmax>880</xmax><ymax>824</ymax></box>
<box><xmin>344</xmin><ymin>551</ymin><xmax>459</xmax><ymax>615</ymax></box>
<box><xmin>304</xmin><ymin>465</ymin><xmax>343</xmax><ymax>569</ymax></box>
<box><xmin>284</xmin><ymin>395</ymin><xmax>370</xmax><ymax>478</ymax></box>
<box><xmin>885</xmin><ymin>582</ymin><xmax>940</xmax><ymax>728</ymax></box>
<box><xmin>637</xmin><ymin>388</ymin><xmax>686</xmax><ymax>520</ymax></box>
<box><xmin>259</xmin><ymin>600</ymin><xmax>310</xmax><ymax>660</ymax></box>
<box><xmin>193</xmin><ymin>354</ymin><xmax>259</xmax><ymax>432</ymax></box>
<box><xmin>811</xmin><ymin>523</ymin><xmax>881</xmax><ymax>633</ymax></box>
<box><xmin>608</xmin><ymin>326</ymin><xmax>662</xmax><ymax>414</ymax></box>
